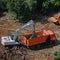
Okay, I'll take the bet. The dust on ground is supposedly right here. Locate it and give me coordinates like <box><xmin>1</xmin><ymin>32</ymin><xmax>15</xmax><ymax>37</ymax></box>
<box><xmin>0</xmin><ymin>12</ymin><xmax>60</xmax><ymax>60</ymax></box>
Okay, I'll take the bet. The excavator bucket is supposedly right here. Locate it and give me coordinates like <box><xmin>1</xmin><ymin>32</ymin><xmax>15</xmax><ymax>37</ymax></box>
<box><xmin>1</xmin><ymin>36</ymin><xmax>19</xmax><ymax>46</ymax></box>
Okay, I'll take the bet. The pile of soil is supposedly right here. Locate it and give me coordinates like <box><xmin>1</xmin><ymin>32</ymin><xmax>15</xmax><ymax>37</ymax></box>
<box><xmin>0</xmin><ymin>12</ymin><xmax>60</xmax><ymax>60</ymax></box>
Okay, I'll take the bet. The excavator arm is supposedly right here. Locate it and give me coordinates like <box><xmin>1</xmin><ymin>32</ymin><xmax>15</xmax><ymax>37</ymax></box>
<box><xmin>1</xmin><ymin>20</ymin><xmax>36</xmax><ymax>46</ymax></box>
<box><xmin>11</xmin><ymin>20</ymin><xmax>35</xmax><ymax>40</ymax></box>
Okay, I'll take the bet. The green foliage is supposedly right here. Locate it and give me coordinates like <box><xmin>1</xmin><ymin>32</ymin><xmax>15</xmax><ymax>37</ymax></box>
<box><xmin>41</xmin><ymin>0</ymin><xmax>60</xmax><ymax>14</ymax></box>
<box><xmin>54</xmin><ymin>50</ymin><xmax>60</xmax><ymax>60</ymax></box>
<box><xmin>6</xmin><ymin>0</ymin><xmax>37</xmax><ymax>20</ymax></box>
<box><xmin>0</xmin><ymin>0</ymin><xmax>60</xmax><ymax>20</ymax></box>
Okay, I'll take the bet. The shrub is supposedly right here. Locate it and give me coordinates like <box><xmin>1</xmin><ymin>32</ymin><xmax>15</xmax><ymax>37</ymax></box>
<box><xmin>6</xmin><ymin>0</ymin><xmax>37</xmax><ymax>20</ymax></box>
<box><xmin>0</xmin><ymin>0</ymin><xmax>60</xmax><ymax>20</ymax></box>
<box><xmin>54</xmin><ymin>50</ymin><xmax>60</xmax><ymax>60</ymax></box>
<box><xmin>41</xmin><ymin>0</ymin><xmax>60</xmax><ymax>14</ymax></box>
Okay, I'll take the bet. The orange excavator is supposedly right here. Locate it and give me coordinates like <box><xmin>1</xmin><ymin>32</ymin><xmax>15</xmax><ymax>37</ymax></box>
<box><xmin>1</xmin><ymin>20</ymin><xmax>56</xmax><ymax>47</ymax></box>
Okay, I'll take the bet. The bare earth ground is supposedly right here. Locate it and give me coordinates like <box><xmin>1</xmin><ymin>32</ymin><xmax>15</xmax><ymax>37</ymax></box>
<box><xmin>0</xmin><ymin>13</ymin><xmax>60</xmax><ymax>60</ymax></box>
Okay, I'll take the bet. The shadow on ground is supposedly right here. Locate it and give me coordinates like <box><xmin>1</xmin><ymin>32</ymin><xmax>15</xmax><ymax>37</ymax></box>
<box><xmin>29</xmin><ymin>40</ymin><xmax>60</xmax><ymax>50</ymax></box>
<box><xmin>0</xmin><ymin>12</ymin><xmax>6</xmax><ymax>17</ymax></box>
<box><xmin>5</xmin><ymin>40</ymin><xmax>60</xmax><ymax>51</ymax></box>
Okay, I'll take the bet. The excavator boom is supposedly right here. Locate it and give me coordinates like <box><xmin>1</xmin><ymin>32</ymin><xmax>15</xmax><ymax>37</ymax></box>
<box><xmin>1</xmin><ymin>20</ymin><xmax>36</xmax><ymax>46</ymax></box>
<box><xmin>11</xmin><ymin>20</ymin><xmax>35</xmax><ymax>40</ymax></box>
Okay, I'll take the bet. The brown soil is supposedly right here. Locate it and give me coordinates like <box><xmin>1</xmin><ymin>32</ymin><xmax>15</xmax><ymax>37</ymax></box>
<box><xmin>0</xmin><ymin>12</ymin><xmax>60</xmax><ymax>60</ymax></box>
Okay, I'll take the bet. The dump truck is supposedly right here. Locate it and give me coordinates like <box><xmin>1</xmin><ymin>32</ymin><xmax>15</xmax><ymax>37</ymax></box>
<box><xmin>1</xmin><ymin>20</ymin><xmax>56</xmax><ymax>47</ymax></box>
